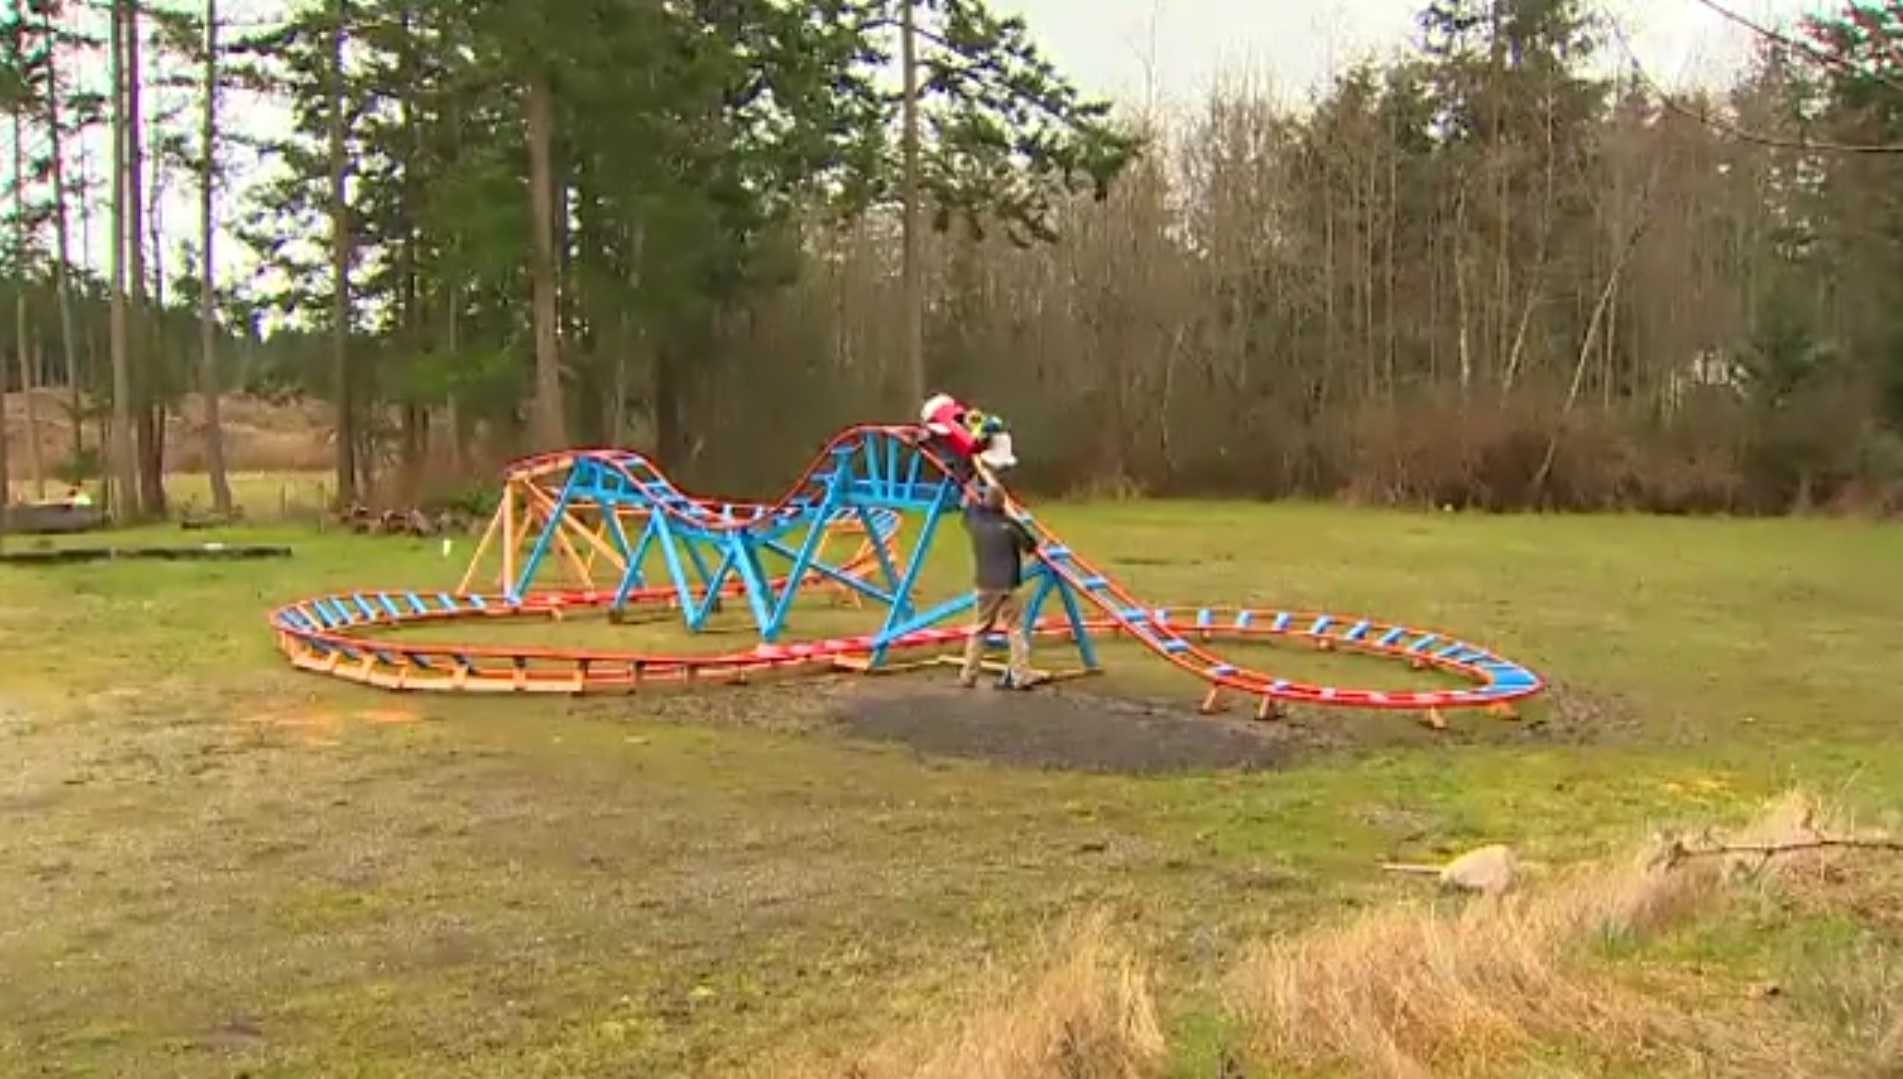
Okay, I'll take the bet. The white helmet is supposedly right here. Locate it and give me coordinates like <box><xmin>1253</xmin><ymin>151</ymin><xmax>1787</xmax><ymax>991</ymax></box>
<box><xmin>920</xmin><ymin>392</ymin><xmax>958</xmax><ymax>434</ymax></box>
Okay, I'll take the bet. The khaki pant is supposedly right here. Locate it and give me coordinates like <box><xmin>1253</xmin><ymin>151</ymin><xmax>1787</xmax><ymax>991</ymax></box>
<box><xmin>961</xmin><ymin>589</ymin><xmax>1031</xmax><ymax>686</ymax></box>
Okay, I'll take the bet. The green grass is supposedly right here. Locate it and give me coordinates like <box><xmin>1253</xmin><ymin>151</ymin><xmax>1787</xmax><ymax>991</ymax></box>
<box><xmin>0</xmin><ymin>501</ymin><xmax>1899</xmax><ymax>1075</ymax></box>
<box><xmin>162</xmin><ymin>470</ymin><xmax>335</xmax><ymax>518</ymax></box>
<box><xmin>6</xmin><ymin>469</ymin><xmax>333</xmax><ymax>521</ymax></box>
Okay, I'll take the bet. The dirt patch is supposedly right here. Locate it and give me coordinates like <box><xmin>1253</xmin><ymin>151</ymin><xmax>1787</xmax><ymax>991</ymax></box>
<box><xmin>837</xmin><ymin>682</ymin><xmax>1301</xmax><ymax>775</ymax></box>
<box><xmin>1498</xmin><ymin>680</ymin><xmax>1640</xmax><ymax>746</ymax></box>
<box><xmin>238</xmin><ymin>706</ymin><xmax>425</xmax><ymax>747</ymax></box>
<box><xmin>564</xmin><ymin>664</ymin><xmax>1624</xmax><ymax>770</ymax></box>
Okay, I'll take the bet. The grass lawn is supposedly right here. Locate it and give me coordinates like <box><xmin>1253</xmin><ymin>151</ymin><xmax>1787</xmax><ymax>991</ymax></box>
<box><xmin>6</xmin><ymin>470</ymin><xmax>335</xmax><ymax>521</ymax></box>
<box><xmin>0</xmin><ymin>500</ymin><xmax>1899</xmax><ymax>1075</ymax></box>
<box><xmin>161</xmin><ymin>471</ymin><xmax>337</xmax><ymax>519</ymax></box>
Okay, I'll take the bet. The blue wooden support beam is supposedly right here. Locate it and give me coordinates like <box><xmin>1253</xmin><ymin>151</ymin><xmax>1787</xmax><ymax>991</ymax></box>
<box><xmin>870</xmin><ymin>478</ymin><xmax>955</xmax><ymax>664</ymax></box>
<box><xmin>513</xmin><ymin>466</ymin><xmax>581</xmax><ymax>600</ymax></box>
<box><xmin>601</xmin><ymin>504</ymin><xmax>637</xmax><ymax>565</ymax></box>
<box><xmin>1021</xmin><ymin>567</ymin><xmax>1059</xmax><ymax>630</ymax></box>
<box><xmin>610</xmin><ymin>514</ymin><xmax>661</xmax><ymax>610</ymax></box>
<box><xmin>854</xmin><ymin>504</ymin><xmax>902</xmax><ymax>592</ymax></box>
<box><xmin>885</xmin><ymin>435</ymin><xmax>901</xmax><ymax>504</ymax></box>
<box><xmin>904</xmin><ymin>445</ymin><xmax>923</xmax><ymax>494</ymax></box>
<box><xmin>873</xmin><ymin>590</ymin><xmax>977</xmax><ymax>653</ymax></box>
<box><xmin>861</xmin><ymin>437</ymin><xmax>883</xmax><ymax>500</ymax></box>
<box><xmin>648</xmin><ymin>510</ymin><xmax>701</xmax><ymax>624</ymax></box>
<box><xmin>686</xmin><ymin>544</ymin><xmax>740</xmax><ymax>630</ymax></box>
<box><xmin>765</xmin><ymin>474</ymin><xmax>842</xmax><ymax>633</ymax></box>
<box><xmin>678</xmin><ymin>529</ymin><xmax>717</xmax><ymax>590</ymax></box>
<box><xmin>758</xmin><ymin>538</ymin><xmax>896</xmax><ymax>605</ymax></box>
<box><xmin>725</xmin><ymin>531</ymin><xmax>779</xmax><ymax>639</ymax></box>
<box><xmin>1044</xmin><ymin>564</ymin><xmax>1102</xmax><ymax>670</ymax></box>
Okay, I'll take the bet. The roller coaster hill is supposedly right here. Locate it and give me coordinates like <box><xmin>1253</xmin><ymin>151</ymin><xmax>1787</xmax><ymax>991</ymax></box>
<box><xmin>268</xmin><ymin>422</ymin><xmax>1544</xmax><ymax>723</ymax></box>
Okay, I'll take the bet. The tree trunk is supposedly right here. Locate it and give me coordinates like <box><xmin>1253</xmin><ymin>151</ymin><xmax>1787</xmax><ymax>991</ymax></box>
<box><xmin>619</xmin><ymin>224</ymin><xmax>645</xmax><ymax>448</ymax></box>
<box><xmin>198</xmin><ymin>0</ymin><xmax>231</xmax><ymax>515</ymax></box>
<box><xmin>1533</xmin><ymin>205</ymin><xmax>1650</xmax><ymax>497</ymax></box>
<box><xmin>1489</xmin><ymin>4</ymin><xmax>1509</xmax><ymax>387</ymax></box>
<box><xmin>525</xmin><ymin>71</ymin><xmax>564</xmax><ymax>450</ymax></box>
<box><xmin>94</xmin><ymin>393</ymin><xmax>108</xmax><ymax>497</ymax></box>
<box><xmin>609</xmin><ymin>339</ymin><xmax>627</xmax><ymax>446</ymax></box>
<box><xmin>0</xmin><ymin>369</ymin><xmax>7</xmax><ymax>538</ymax></box>
<box><xmin>397</xmin><ymin>5</ymin><xmax>422</xmax><ymax>500</ymax></box>
<box><xmin>1603</xmin><ymin>272</ymin><xmax>1618</xmax><ymax>410</ymax></box>
<box><xmin>42</xmin><ymin>4</ymin><xmax>82</xmax><ymax>484</ymax></box>
<box><xmin>23</xmin><ymin>338</ymin><xmax>44</xmax><ymax>499</ymax></box>
<box><xmin>1323</xmin><ymin>149</ymin><xmax>1337</xmax><ymax>397</ymax></box>
<box><xmin>108</xmin><ymin>0</ymin><xmax>137</xmax><ymax>519</ymax></box>
<box><xmin>1385</xmin><ymin>111</ymin><xmax>1398</xmax><ymax>402</ymax></box>
<box><xmin>1364</xmin><ymin>144</ymin><xmax>1377</xmax><ymax>401</ymax></box>
<box><xmin>1502</xmin><ymin>74</ymin><xmax>1559</xmax><ymax>399</ymax></box>
<box><xmin>401</xmin><ymin>404</ymin><xmax>423</xmax><ymax>501</ymax></box>
<box><xmin>899</xmin><ymin>0</ymin><xmax>923</xmax><ymax>404</ymax></box>
<box><xmin>137</xmin><ymin>406</ymin><xmax>164</xmax><ymax>512</ymax></box>
<box><xmin>12</xmin><ymin>104</ymin><xmax>43</xmax><ymax>501</ymax></box>
<box><xmin>0</xmin><ymin>325</ymin><xmax>7</xmax><ymax>536</ymax></box>
<box><xmin>1428</xmin><ymin>203</ymin><xmax>1440</xmax><ymax>383</ymax></box>
<box><xmin>128</xmin><ymin>0</ymin><xmax>161</xmax><ymax>517</ymax></box>
<box><xmin>446</xmin><ymin>279</ymin><xmax>462</xmax><ymax>474</ymax></box>
<box><xmin>1454</xmin><ymin>185</ymin><xmax>1472</xmax><ymax>398</ymax></box>
<box><xmin>137</xmin><ymin>118</ymin><xmax>166</xmax><ymax>517</ymax></box>
<box><xmin>10</xmin><ymin>290</ymin><xmax>24</xmax><ymax>508</ymax></box>
<box><xmin>654</xmin><ymin>342</ymin><xmax>684</xmax><ymax>465</ymax></box>
<box><xmin>445</xmin><ymin>395</ymin><xmax>462</xmax><ymax>474</ymax></box>
<box><xmin>328</xmin><ymin>0</ymin><xmax>354</xmax><ymax>506</ymax></box>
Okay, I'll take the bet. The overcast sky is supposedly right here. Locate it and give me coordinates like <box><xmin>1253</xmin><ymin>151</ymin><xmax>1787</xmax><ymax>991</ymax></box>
<box><xmin>71</xmin><ymin>0</ymin><xmax>1842</xmax><ymax>294</ymax></box>
<box><xmin>990</xmin><ymin>0</ymin><xmax>1834</xmax><ymax>112</ymax></box>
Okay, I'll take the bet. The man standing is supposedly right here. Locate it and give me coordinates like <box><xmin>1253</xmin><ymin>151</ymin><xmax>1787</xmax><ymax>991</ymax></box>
<box><xmin>959</xmin><ymin>483</ymin><xmax>1038</xmax><ymax>689</ymax></box>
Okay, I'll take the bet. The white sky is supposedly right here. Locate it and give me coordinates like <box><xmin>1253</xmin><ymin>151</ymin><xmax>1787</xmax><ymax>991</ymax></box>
<box><xmin>46</xmin><ymin>0</ymin><xmax>1840</xmax><ymax>295</ymax></box>
<box><xmin>993</xmin><ymin>0</ymin><xmax>1834</xmax><ymax>110</ymax></box>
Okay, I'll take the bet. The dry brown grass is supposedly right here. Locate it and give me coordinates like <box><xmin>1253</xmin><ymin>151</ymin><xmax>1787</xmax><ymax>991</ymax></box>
<box><xmin>1225</xmin><ymin>792</ymin><xmax>1889</xmax><ymax>1079</ymax></box>
<box><xmin>765</xmin><ymin>909</ymin><xmax>1165</xmax><ymax>1079</ymax></box>
<box><xmin>760</xmin><ymin>794</ymin><xmax>1897</xmax><ymax>1079</ymax></box>
<box><xmin>1226</xmin><ymin>860</ymin><xmax>1719</xmax><ymax>1077</ymax></box>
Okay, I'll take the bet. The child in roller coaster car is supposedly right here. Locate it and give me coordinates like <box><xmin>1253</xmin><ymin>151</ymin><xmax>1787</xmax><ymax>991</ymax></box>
<box><xmin>917</xmin><ymin>393</ymin><xmax>1017</xmax><ymax>484</ymax></box>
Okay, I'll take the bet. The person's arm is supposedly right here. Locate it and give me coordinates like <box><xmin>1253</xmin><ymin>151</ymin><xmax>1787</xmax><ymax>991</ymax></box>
<box><xmin>1011</xmin><ymin>518</ymin><xmax>1037</xmax><ymax>555</ymax></box>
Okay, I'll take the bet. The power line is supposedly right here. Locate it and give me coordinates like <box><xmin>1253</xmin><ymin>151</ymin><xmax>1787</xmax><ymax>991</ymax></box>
<box><xmin>1604</xmin><ymin>13</ymin><xmax>1903</xmax><ymax>155</ymax></box>
<box><xmin>1687</xmin><ymin>0</ymin><xmax>1903</xmax><ymax>98</ymax></box>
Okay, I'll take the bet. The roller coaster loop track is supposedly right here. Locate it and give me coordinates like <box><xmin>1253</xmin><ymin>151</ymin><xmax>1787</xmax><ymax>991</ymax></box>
<box><xmin>269</xmin><ymin>425</ymin><xmax>1544</xmax><ymax>721</ymax></box>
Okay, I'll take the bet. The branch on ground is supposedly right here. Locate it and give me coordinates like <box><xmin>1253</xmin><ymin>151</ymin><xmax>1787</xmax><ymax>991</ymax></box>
<box><xmin>1652</xmin><ymin>830</ymin><xmax>1903</xmax><ymax>875</ymax></box>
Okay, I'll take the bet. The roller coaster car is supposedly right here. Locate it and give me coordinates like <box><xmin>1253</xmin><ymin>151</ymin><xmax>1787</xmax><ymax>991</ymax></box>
<box><xmin>919</xmin><ymin>393</ymin><xmax>1017</xmax><ymax>473</ymax></box>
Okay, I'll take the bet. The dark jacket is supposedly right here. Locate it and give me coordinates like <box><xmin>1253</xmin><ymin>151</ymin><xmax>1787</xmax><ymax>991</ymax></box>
<box><xmin>964</xmin><ymin>502</ymin><xmax>1036</xmax><ymax>591</ymax></box>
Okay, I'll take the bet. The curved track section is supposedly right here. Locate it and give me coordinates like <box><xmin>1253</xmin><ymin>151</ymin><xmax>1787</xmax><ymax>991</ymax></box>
<box><xmin>455</xmin><ymin>447</ymin><xmax>901</xmax><ymax>602</ymax></box>
<box><xmin>270</xmin><ymin>425</ymin><xmax>1544</xmax><ymax>712</ymax></box>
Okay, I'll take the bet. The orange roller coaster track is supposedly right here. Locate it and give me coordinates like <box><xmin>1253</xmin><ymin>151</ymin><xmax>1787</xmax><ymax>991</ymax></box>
<box><xmin>269</xmin><ymin>425</ymin><xmax>1544</xmax><ymax>718</ymax></box>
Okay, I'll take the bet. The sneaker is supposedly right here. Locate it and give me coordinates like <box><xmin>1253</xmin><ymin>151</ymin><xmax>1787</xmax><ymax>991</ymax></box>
<box><xmin>957</xmin><ymin>674</ymin><xmax>978</xmax><ymax>689</ymax></box>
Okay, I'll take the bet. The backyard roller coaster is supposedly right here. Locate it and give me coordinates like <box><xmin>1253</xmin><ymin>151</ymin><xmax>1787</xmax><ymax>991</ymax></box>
<box><xmin>268</xmin><ymin>424</ymin><xmax>1544</xmax><ymax>722</ymax></box>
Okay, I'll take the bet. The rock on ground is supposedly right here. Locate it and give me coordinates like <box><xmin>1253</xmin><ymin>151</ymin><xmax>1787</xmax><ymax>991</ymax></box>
<box><xmin>1440</xmin><ymin>844</ymin><xmax>1519</xmax><ymax>895</ymax></box>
